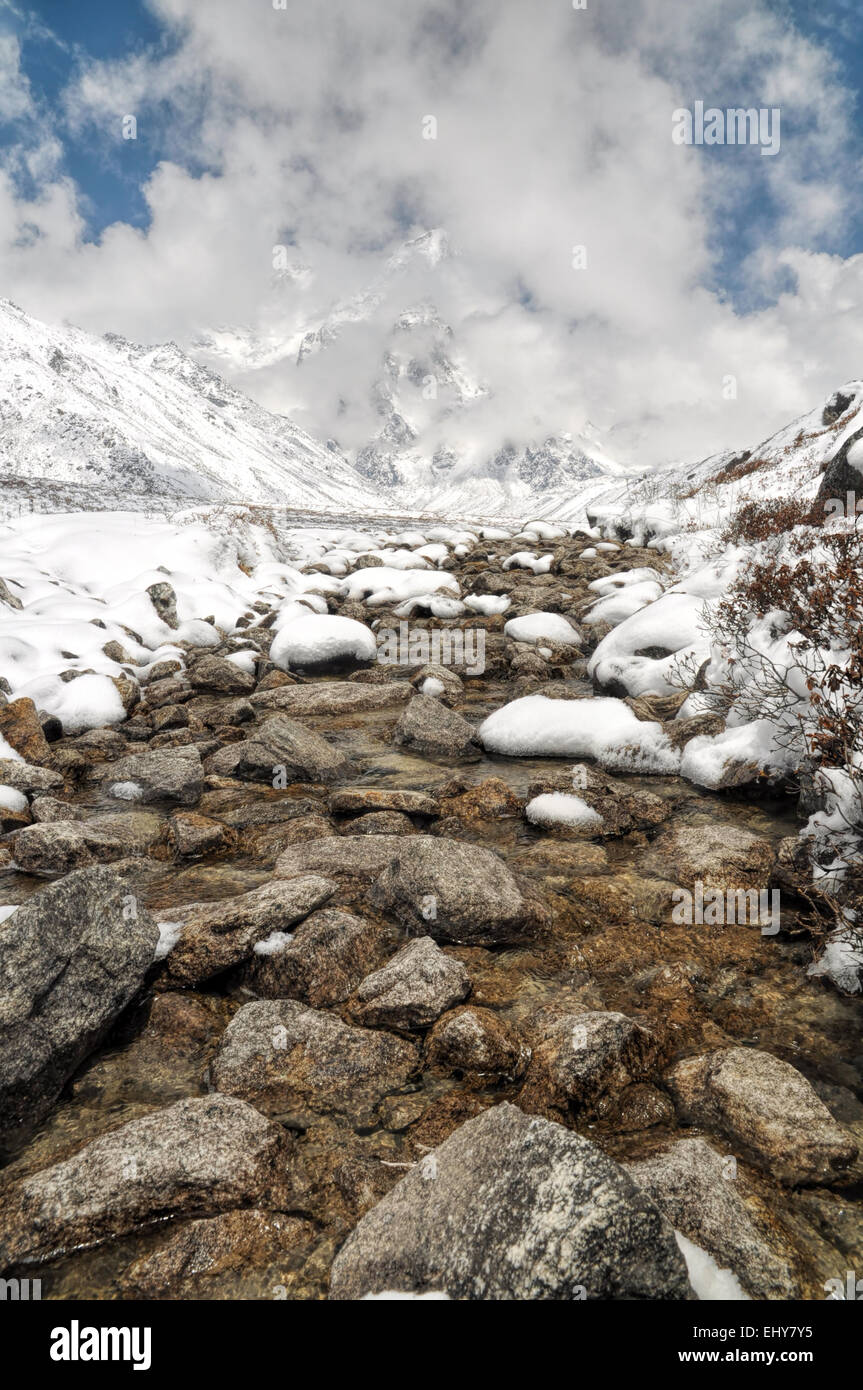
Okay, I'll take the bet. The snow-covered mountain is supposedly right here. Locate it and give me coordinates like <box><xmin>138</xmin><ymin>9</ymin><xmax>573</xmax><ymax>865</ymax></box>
<box><xmin>0</xmin><ymin>298</ymin><xmax>385</xmax><ymax>514</ymax></box>
<box><xmin>195</xmin><ymin>229</ymin><xmax>629</xmax><ymax>516</ymax></box>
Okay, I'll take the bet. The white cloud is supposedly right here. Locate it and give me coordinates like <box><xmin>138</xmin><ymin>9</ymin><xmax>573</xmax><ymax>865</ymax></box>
<box><xmin>1</xmin><ymin>0</ymin><xmax>863</xmax><ymax>469</ymax></box>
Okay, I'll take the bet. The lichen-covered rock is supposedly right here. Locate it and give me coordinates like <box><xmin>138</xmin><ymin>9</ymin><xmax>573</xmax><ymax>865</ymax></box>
<box><xmin>211</xmin><ymin>1000</ymin><xmax>418</xmax><ymax>1124</ymax></box>
<box><xmin>245</xmin><ymin>908</ymin><xmax>384</xmax><ymax>1007</ymax></box>
<box><xmin>626</xmin><ymin>1138</ymin><xmax>795</xmax><ymax>1299</ymax></box>
<box><xmin>0</xmin><ymin>867</ymin><xmax>159</xmax><ymax>1137</ymax></box>
<box><xmin>426</xmin><ymin>1006</ymin><xmax>530</xmax><ymax>1080</ymax></box>
<box><xmin>352</xmin><ymin>937</ymin><xmax>470</xmax><ymax>1031</ymax></box>
<box><xmin>11</xmin><ymin>821</ymin><xmax>94</xmax><ymax>874</ymax></box>
<box><xmin>328</xmin><ymin>1103</ymin><xmax>691</xmax><ymax>1300</ymax></box>
<box><xmin>666</xmin><ymin>1048</ymin><xmax>858</xmax><ymax>1186</ymax></box>
<box><xmin>370</xmin><ymin>836</ymin><xmax>550</xmax><ymax>946</ymax></box>
<box><xmin>0</xmin><ymin>1096</ymin><xmax>291</xmax><ymax>1266</ymax></box>
<box><xmin>158</xmin><ymin>875</ymin><xmax>337</xmax><ymax>985</ymax></box>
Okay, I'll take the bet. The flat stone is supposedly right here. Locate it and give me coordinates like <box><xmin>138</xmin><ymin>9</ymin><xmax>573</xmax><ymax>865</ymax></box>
<box><xmin>11</xmin><ymin>821</ymin><xmax>94</xmax><ymax>875</ymax></box>
<box><xmin>103</xmin><ymin>747</ymin><xmax>204</xmax><ymax>806</ymax></box>
<box><xmin>666</xmin><ymin>1047</ymin><xmax>858</xmax><ymax>1185</ymax></box>
<box><xmin>640</xmin><ymin>823</ymin><xmax>774</xmax><ymax>892</ymax></box>
<box><xmin>211</xmin><ymin>999</ymin><xmax>418</xmax><ymax>1124</ymax></box>
<box><xmin>119</xmin><ymin>1208</ymin><xmax>316</xmax><ymax>1298</ymax></box>
<box><xmin>0</xmin><ymin>760</ymin><xmax>62</xmax><ymax>794</ymax></box>
<box><xmin>328</xmin><ymin>1102</ymin><xmax>690</xmax><ymax>1300</ymax></box>
<box><xmin>251</xmin><ymin>682</ymin><xmax>411</xmax><ymax>717</ymax></box>
<box><xmin>0</xmin><ymin>1096</ymin><xmax>291</xmax><ymax>1265</ymax></box>
<box><xmin>328</xmin><ymin>787</ymin><xmax>439</xmax><ymax>816</ymax></box>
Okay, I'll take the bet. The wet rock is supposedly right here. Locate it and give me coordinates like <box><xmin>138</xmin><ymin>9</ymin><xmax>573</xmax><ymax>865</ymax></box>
<box><xmin>189</xmin><ymin>655</ymin><xmax>256</xmax><ymax>696</ymax></box>
<box><xmin>167</xmin><ymin>811</ymin><xmax>237</xmax><ymax>858</ymax></box>
<box><xmin>0</xmin><ymin>1096</ymin><xmax>291</xmax><ymax>1266</ymax></box>
<box><xmin>519</xmin><ymin>1010</ymin><xmax>659</xmax><ymax>1116</ymax></box>
<box><xmin>275</xmin><ymin>835</ymin><xmax>405</xmax><ymax>883</ymax></box>
<box><xmin>666</xmin><ymin>1048</ymin><xmax>858</xmax><ymax>1186</ymax></box>
<box><xmin>11</xmin><ymin>821</ymin><xmax>94</xmax><ymax>874</ymax></box>
<box><xmin>204</xmin><ymin>715</ymin><xmax>352</xmax><ymax>784</ymax></box>
<box><xmin>251</xmin><ymin>682</ymin><xmax>411</xmax><ymax>717</ymax></box>
<box><xmin>640</xmin><ymin>823</ymin><xmax>774</xmax><ymax>892</ymax></box>
<box><xmin>29</xmin><ymin>796</ymin><xmax>85</xmax><ymax>823</ymax></box>
<box><xmin>119</xmin><ymin>1208</ymin><xmax>316</xmax><ymax>1299</ymax></box>
<box><xmin>527</xmin><ymin>764</ymin><xmax>672</xmax><ymax>837</ymax></box>
<box><xmin>0</xmin><ymin>759</ymin><xmax>62</xmax><ymax>794</ymax></box>
<box><xmin>438</xmin><ymin>776</ymin><xmax>522</xmax><ymax>824</ymax></box>
<box><xmin>409</xmin><ymin>664</ymin><xmax>464</xmax><ymax>706</ymax></box>
<box><xmin>426</xmin><ymin>1006</ymin><xmax>530</xmax><ymax>1080</ymax></box>
<box><xmin>626</xmin><ymin>1138</ymin><xmax>796</xmax><ymax>1299</ymax></box>
<box><xmin>0</xmin><ymin>698</ymin><xmax>53</xmax><ymax>765</ymax></box>
<box><xmin>370</xmin><ymin>836</ymin><xmax>550</xmax><ymax>945</ymax></box>
<box><xmin>564</xmin><ymin>871</ymin><xmax>680</xmax><ymax>926</ymax></box>
<box><xmin>80</xmin><ymin>810</ymin><xmax>166</xmax><ymax>861</ymax></box>
<box><xmin>328</xmin><ymin>787</ymin><xmax>439</xmax><ymax>816</ymax></box>
<box><xmin>340</xmin><ymin>810</ymin><xmax>416</xmax><ymax>835</ymax></box>
<box><xmin>328</xmin><ymin>1102</ymin><xmax>691</xmax><ymax>1300</ymax></box>
<box><xmin>158</xmin><ymin>874</ymin><xmax>337</xmax><ymax>986</ymax></box>
<box><xmin>245</xmin><ymin>908</ymin><xmax>384</xmax><ymax>1007</ymax></box>
<box><xmin>592</xmin><ymin>1082</ymin><xmax>674</xmax><ymax>1133</ymax></box>
<box><xmin>515</xmin><ymin>840</ymin><xmax>609</xmax><ymax>876</ymax></box>
<box><xmin>211</xmin><ymin>1000</ymin><xmax>418</xmax><ymax>1124</ymax></box>
<box><xmin>352</xmin><ymin>937</ymin><xmax>470</xmax><ymax>1031</ymax></box>
<box><xmin>103</xmin><ymin>747</ymin><xmax>204</xmax><ymax>806</ymax></box>
<box><xmin>0</xmin><ymin>867</ymin><xmax>159</xmax><ymax>1137</ymax></box>
<box><xmin>394</xmin><ymin>695</ymin><xmax>479</xmax><ymax>758</ymax></box>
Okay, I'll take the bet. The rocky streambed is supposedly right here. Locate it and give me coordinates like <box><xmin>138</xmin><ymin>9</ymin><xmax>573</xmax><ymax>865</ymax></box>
<box><xmin>0</xmin><ymin>530</ymin><xmax>861</xmax><ymax>1301</ymax></box>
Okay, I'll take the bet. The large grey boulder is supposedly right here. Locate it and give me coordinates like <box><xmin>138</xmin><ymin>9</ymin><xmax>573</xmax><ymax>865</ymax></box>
<box><xmin>626</xmin><ymin>1138</ymin><xmax>795</xmax><ymax>1299</ymax></box>
<box><xmin>0</xmin><ymin>867</ymin><xmax>159</xmax><ymax>1137</ymax></box>
<box><xmin>352</xmin><ymin>937</ymin><xmax>470</xmax><ymax>1031</ymax></box>
<box><xmin>157</xmin><ymin>875</ymin><xmax>336</xmax><ymax>985</ymax></box>
<box><xmin>370</xmin><ymin>836</ymin><xmax>550</xmax><ymax>945</ymax></box>
<box><xmin>211</xmin><ymin>999</ymin><xmax>418</xmax><ymax>1124</ymax></box>
<box><xmin>0</xmin><ymin>1096</ymin><xmax>291</xmax><ymax>1266</ymax></box>
<box><xmin>205</xmin><ymin>714</ymin><xmax>352</xmax><ymax>784</ymax></box>
<box><xmin>328</xmin><ymin>1103</ymin><xmax>691</xmax><ymax>1300</ymax></box>
<box><xmin>666</xmin><ymin>1048</ymin><xmax>858</xmax><ymax>1185</ymax></box>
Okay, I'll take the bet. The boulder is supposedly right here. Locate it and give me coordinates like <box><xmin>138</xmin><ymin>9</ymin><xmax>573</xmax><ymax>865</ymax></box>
<box><xmin>352</xmin><ymin>937</ymin><xmax>470</xmax><ymax>1031</ymax></box>
<box><xmin>328</xmin><ymin>1103</ymin><xmax>690</xmax><ymax>1300</ymax></box>
<box><xmin>11</xmin><ymin>821</ymin><xmax>94</xmax><ymax>875</ymax></box>
<box><xmin>0</xmin><ymin>1096</ymin><xmax>291</xmax><ymax>1266</ymax></box>
<box><xmin>426</xmin><ymin>1006</ymin><xmax>530</xmax><ymax>1080</ymax></box>
<box><xmin>211</xmin><ymin>999</ymin><xmax>418</xmax><ymax>1124</ymax></box>
<box><xmin>520</xmin><ymin>1010</ymin><xmax>659</xmax><ymax>1115</ymax></box>
<box><xmin>0</xmin><ymin>867</ymin><xmax>159</xmax><ymax>1137</ymax></box>
<box><xmin>245</xmin><ymin>908</ymin><xmax>384</xmax><ymax>1007</ymax></box>
<box><xmin>0</xmin><ymin>759</ymin><xmax>62</xmax><ymax>794</ymax></box>
<box><xmin>158</xmin><ymin>875</ymin><xmax>337</xmax><ymax>986</ymax></box>
<box><xmin>0</xmin><ymin>697</ymin><xmax>53</xmax><ymax>764</ymax></box>
<box><xmin>189</xmin><ymin>655</ymin><xmax>256</xmax><ymax>695</ymax></box>
<box><xmin>340</xmin><ymin>810</ymin><xmax>416</xmax><ymax>835</ymax></box>
<box><xmin>204</xmin><ymin>714</ymin><xmax>352</xmax><ymax>784</ymax></box>
<box><xmin>666</xmin><ymin>1048</ymin><xmax>858</xmax><ymax>1185</ymax></box>
<box><xmin>103</xmin><ymin>747</ymin><xmax>204</xmax><ymax>806</ymax></box>
<box><xmin>394</xmin><ymin>695</ymin><xmax>479</xmax><ymax>758</ymax></box>
<box><xmin>370</xmin><ymin>836</ymin><xmax>550</xmax><ymax>945</ymax></box>
<box><xmin>627</xmin><ymin>1139</ymin><xmax>795</xmax><ymax>1299</ymax></box>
